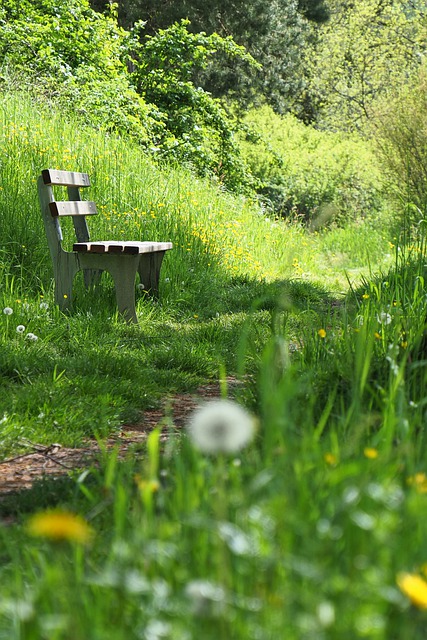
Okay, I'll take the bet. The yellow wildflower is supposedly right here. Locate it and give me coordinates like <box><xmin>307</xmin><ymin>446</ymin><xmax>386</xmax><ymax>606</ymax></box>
<box><xmin>324</xmin><ymin>452</ymin><xmax>338</xmax><ymax>466</ymax></box>
<box><xmin>362</xmin><ymin>293</ymin><xmax>370</xmax><ymax>300</ymax></box>
<box><xmin>27</xmin><ymin>511</ymin><xmax>94</xmax><ymax>544</ymax></box>
<box><xmin>318</xmin><ymin>329</ymin><xmax>327</xmax><ymax>339</ymax></box>
<box><xmin>364</xmin><ymin>447</ymin><xmax>379</xmax><ymax>459</ymax></box>
<box><xmin>407</xmin><ymin>473</ymin><xmax>427</xmax><ymax>494</ymax></box>
<box><xmin>397</xmin><ymin>573</ymin><xmax>427</xmax><ymax>609</ymax></box>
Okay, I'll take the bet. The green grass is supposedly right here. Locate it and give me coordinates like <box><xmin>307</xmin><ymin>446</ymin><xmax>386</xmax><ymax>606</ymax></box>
<box><xmin>2</xmin><ymin>89</ymin><xmax>427</xmax><ymax>638</ymax></box>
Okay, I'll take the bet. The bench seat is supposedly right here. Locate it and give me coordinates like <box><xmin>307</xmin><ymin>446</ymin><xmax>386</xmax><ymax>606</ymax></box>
<box><xmin>73</xmin><ymin>241</ymin><xmax>173</xmax><ymax>255</ymax></box>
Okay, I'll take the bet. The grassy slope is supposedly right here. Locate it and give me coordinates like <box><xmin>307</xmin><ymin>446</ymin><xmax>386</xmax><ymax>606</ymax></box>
<box><xmin>0</xmin><ymin>90</ymin><xmax>395</xmax><ymax>453</ymax></box>
<box><xmin>3</xmin><ymin>91</ymin><xmax>427</xmax><ymax>639</ymax></box>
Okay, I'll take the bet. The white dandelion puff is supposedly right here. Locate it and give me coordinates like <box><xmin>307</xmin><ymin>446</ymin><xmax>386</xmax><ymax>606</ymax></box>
<box><xmin>317</xmin><ymin>601</ymin><xmax>335</xmax><ymax>628</ymax></box>
<box><xmin>378</xmin><ymin>312</ymin><xmax>392</xmax><ymax>325</ymax></box>
<box><xmin>187</xmin><ymin>399</ymin><xmax>256</xmax><ymax>454</ymax></box>
<box><xmin>3</xmin><ymin>307</ymin><xmax>13</xmax><ymax>315</ymax></box>
<box><xmin>16</xmin><ymin>325</ymin><xmax>25</xmax><ymax>333</ymax></box>
<box><xmin>26</xmin><ymin>333</ymin><xmax>38</xmax><ymax>341</ymax></box>
<box><xmin>143</xmin><ymin>619</ymin><xmax>171</xmax><ymax>640</ymax></box>
<box><xmin>39</xmin><ymin>302</ymin><xmax>49</xmax><ymax>310</ymax></box>
<box><xmin>185</xmin><ymin>579</ymin><xmax>227</xmax><ymax>616</ymax></box>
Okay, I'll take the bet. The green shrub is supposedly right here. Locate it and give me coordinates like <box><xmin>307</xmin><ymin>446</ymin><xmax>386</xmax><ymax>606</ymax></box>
<box><xmin>0</xmin><ymin>2</ymin><xmax>256</xmax><ymax>193</ymax></box>
<box><xmin>373</xmin><ymin>64</ymin><xmax>427</xmax><ymax>220</ymax></box>
<box><xmin>238</xmin><ymin>105</ymin><xmax>384</xmax><ymax>225</ymax></box>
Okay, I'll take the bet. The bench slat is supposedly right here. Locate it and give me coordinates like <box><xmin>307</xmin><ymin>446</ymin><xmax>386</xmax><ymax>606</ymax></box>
<box><xmin>73</xmin><ymin>241</ymin><xmax>173</xmax><ymax>255</ymax></box>
<box><xmin>42</xmin><ymin>169</ymin><xmax>91</xmax><ymax>188</ymax></box>
<box><xmin>49</xmin><ymin>201</ymin><xmax>98</xmax><ymax>217</ymax></box>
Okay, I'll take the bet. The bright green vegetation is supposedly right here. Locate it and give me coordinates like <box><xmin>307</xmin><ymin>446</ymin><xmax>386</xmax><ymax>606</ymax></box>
<box><xmin>2</xmin><ymin>88</ymin><xmax>427</xmax><ymax>638</ymax></box>
<box><xmin>2</xmin><ymin>0</ymin><xmax>427</xmax><ymax>636</ymax></box>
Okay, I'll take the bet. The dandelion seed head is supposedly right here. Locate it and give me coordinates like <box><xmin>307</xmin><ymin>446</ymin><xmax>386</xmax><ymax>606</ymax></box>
<box><xmin>3</xmin><ymin>307</ymin><xmax>13</xmax><ymax>315</ymax></box>
<box><xmin>187</xmin><ymin>399</ymin><xmax>256</xmax><ymax>454</ymax></box>
<box><xmin>144</xmin><ymin>619</ymin><xmax>172</xmax><ymax>640</ymax></box>
<box><xmin>26</xmin><ymin>333</ymin><xmax>38</xmax><ymax>341</ymax></box>
<box><xmin>39</xmin><ymin>302</ymin><xmax>49</xmax><ymax>310</ymax></box>
<box><xmin>378</xmin><ymin>312</ymin><xmax>392</xmax><ymax>325</ymax></box>
<box><xmin>185</xmin><ymin>579</ymin><xmax>227</xmax><ymax>616</ymax></box>
<box><xmin>317</xmin><ymin>601</ymin><xmax>335</xmax><ymax>628</ymax></box>
<box><xmin>16</xmin><ymin>325</ymin><xmax>25</xmax><ymax>333</ymax></box>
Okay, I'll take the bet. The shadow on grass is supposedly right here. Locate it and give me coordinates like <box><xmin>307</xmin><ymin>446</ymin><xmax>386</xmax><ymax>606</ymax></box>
<box><xmin>0</xmin><ymin>473</ymin><xmax>83</xmax><ymax>519</ymax></box>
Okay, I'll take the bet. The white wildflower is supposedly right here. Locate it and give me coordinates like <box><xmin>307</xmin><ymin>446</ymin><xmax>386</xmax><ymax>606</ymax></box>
<box><xmin>3</xmin><ymin>307</ymin><xmax>13</xmax><ymax>315</ymax></box>
<box><xmin>378</xmin><ymin>312</ymin><xmax>392</xmax><ymax>325</ymax></box>
<box><xmin>26</xmin><ymin>333</ymin><xmax>38</xmax><ymax>341</ymax></box>
<box><xmin>317</xmin><ymin>601</ymin><xmax>335</xmax><ymax>628</ymax></box>
<box><xmin>143</xmin><ymin>620</ymin><xmax>171</xmax><ymax>640</ymax></box>
<box><xmin>185</xmin><ymin>579</ymin><xmax>227</xmax><ymax>616</ymax></box>
<box><xmin>16</xmin><ymin>325</ymin><xmax>25</xmax><ymax>333</ymax></box>
<box><xmin>39</xmin><ymin>302</ymin><xmax>49</xmax><ymax>310</ymax></box>
<box><xmin>187</xmin><ymin>399</ymin><xmax>256</xmax><ymax>454</ymax></box>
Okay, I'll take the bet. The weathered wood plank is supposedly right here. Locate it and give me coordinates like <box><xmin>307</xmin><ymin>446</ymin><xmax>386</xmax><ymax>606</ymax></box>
<box><xmin>42</xmin><ymin>169</ymin><xmax>91</xmax><ymax>188</ymax></box>
<box><xmin>49</xmin><ymin>201</ymin><xmax>98</xmax><ymax>217</ymax></box>
<box><xmin>73</xmin><ymin>241</ymin><xmax>173</xmax><ymax>254</ymax></box>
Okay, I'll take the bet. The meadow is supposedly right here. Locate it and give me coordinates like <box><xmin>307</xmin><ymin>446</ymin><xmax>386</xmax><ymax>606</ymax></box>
<box><xmin>1</xmin><ymin>90</ymin><xmax>427</xmax><ymax>639</ymax></box>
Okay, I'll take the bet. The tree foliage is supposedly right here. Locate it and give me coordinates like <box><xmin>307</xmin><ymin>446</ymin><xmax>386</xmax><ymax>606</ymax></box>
<box><xmin>129</xmin><ymin>19</ymin><xmax>260</xmax><ymax>189</ymax></box>
<box><xmin>0</xmin><ymin>0</ymin><xmax>256</xmax><ymax>192</ymax></box>
<box><xmin>373</xmin><ymin>63</ymin><xmax>427</xmax><ymax>217</ymax></box>
<box><xmin>92</xmin><ymin>0</ymin><xmax>330</xmax><ymax>114</ymax></box>
<box><xmin>305</xmin><ymin>0</ymin><xmax>427</xmax><ymax>130</ymax></box>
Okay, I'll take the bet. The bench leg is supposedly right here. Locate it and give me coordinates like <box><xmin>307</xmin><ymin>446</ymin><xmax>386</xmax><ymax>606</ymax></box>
<box><xmin>82</xmin><ymin>268</ymin><xmax>103</xmax><ymax>289</ymax></box>
<box><xmin>137</xmin><ymin>251</ymin><xmax>166</xmax><ymax>297</ymax></box>
<box><xmin>53</xmin><ymin>255</ymin><xmax>79</xmax><ymax>311</ymax></box>
<box><xmin>107</xmin><ymin>259</ymin><xmax>140</xmax><ymax>324</ymax></box>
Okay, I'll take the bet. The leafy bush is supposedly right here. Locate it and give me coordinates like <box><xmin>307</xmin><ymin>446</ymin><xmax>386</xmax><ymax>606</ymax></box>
<box><xmin>373</xmin><ymin>64</ymin><xmax>427</xmax><ymax>220</ymax></box>
<box><xmin>129</xmin><ymin>19</ymin><xmax>259</xmax><ymax>192</ymax></box>
<box><xmin>0</xmin><ymin>1</ymin><xmax>255</xmax><ymax>193</ymax></box>
<box><xmin>238</xmin><ymin>105</ymin><xmax>384</xmax><ymax>225</ymax></box>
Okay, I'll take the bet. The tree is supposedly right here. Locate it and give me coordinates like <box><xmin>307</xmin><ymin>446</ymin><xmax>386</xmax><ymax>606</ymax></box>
<box><xmin>90</xmin><ymin>0</ymin><xmax>330</xmax><ymax>114</ymax></box>
<box><xmin>0</xmin><ymin>1</ymin><xmax>258</xmax><ymax>191</ymax></box>
<box><xmin>304</xmin><ymin>0</ymin><xmax>427</xmax><ymax>130</ymax></box>
<box><xmin>129</xmin><ymin>19</ymin><xmax>260</xmax><ymax>190</ymax></box>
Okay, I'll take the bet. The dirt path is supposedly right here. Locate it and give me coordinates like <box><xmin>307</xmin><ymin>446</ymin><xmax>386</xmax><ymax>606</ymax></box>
<box><xmin>0</xmin><ymin>379</ymin><xmax>240</xmax><ymax>497</ymax></box>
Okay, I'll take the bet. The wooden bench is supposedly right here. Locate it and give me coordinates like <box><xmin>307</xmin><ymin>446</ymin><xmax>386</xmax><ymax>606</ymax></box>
<box><xmin>37</xmin><ymin>169</ymin><xmax>172</xmax><ymax>323</ymax></box>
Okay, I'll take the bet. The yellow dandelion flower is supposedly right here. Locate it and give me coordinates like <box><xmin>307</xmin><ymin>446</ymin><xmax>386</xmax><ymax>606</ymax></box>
<box><xmin>27</xmin><ymin>511</ymin><xmax>94</xmax><ymax>544</ymax></box>
<box><xmin>364</xmin><ymin>447</ymin><xmax>378</xmax><ymax>459</ymax></box>
<box><xmin>407</xmin><ymin>473</ymin><xmax>427</xmax><ymax>494</ymax></box>
<box><xmin>324</xmin><ymin>452</ymin><xmax>338</xmax><ymax>466</ymax></box>
<box><xmin>374</xmin><ymin>332</ymin><xmax>382</xmax><ymax>340</ymax></box>
<box><xmin>362</xmin><ymin>293</ymin><xmax>370</xmax><ymax>300</ymax></box>
<box><xmin>318</xmin><ymin>329</ymin><xmax>327</xmax><ymax>339</ymax></box>
<box><xmin>135</xmin><ymin>475</ymin><xmax>160</xmax><ymax>494</ymax></box>
<box><xmin>397</xmin><ymin>573</ymin><xmax>427</xmax><ymax>609</ymax></box>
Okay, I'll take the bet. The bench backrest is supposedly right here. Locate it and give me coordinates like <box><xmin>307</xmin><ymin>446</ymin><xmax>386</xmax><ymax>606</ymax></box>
<box><xmin>38</xmin><ymin>169</ymin><xmax>97</xmax><ymax>259</ymax></box>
